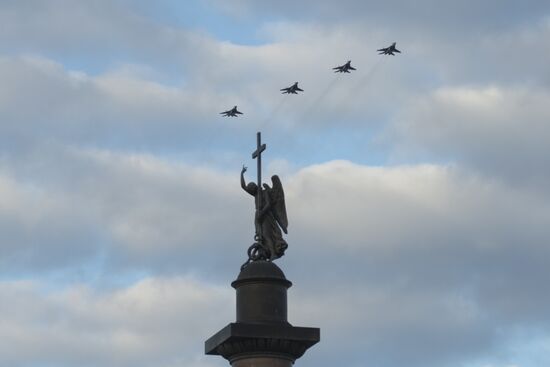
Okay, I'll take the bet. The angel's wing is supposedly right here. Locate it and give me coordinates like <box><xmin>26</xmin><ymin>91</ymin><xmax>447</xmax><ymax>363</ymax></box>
<box><xmin>270</xmin><ymin>175</ymin><xmax>288</xmax><ymax>234</ymax></box>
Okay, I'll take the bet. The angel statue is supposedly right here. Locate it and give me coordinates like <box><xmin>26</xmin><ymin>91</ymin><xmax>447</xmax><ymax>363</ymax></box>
<box><xmin>241</xmin><ymin>165</ymin><xmax>288</xmax><ymax>265</ymax></box>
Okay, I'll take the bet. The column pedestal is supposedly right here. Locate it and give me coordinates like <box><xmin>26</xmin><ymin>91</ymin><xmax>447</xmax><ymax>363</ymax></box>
<box><xmin>205</xmin><ymin>261</ymin><xmax>320</xmax><ymax>366</ymax></box>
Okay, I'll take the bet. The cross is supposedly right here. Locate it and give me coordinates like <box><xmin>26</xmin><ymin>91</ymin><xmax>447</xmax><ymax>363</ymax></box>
<box><xmin>251</xmin><ymin>131</ymin><xmax>266</xmax><ymax>241</ymax></box>
<box><xmin>252</xmin><ymin>131</ymin><xmax>266</xmax><ymax>192</ymax></box>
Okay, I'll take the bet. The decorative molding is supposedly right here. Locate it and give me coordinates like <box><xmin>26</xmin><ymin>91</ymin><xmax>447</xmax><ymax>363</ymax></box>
<box><xmin>216</xmin><ymin>336</ymin><xmax>308</xmax><ymax>362</ymax></box>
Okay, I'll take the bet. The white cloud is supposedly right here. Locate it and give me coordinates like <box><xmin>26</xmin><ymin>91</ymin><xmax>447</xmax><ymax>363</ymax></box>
<box><xmin>0</xmin><ymin>277</ymin><xmax>232</xmax><ymax>367</ymax></box>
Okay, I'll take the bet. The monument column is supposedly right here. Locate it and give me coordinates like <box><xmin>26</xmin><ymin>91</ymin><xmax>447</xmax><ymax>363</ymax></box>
<box><xmin>205</xmin><ymin>132</ymin><xmax>320</xmax><ymax>366</ymax></box>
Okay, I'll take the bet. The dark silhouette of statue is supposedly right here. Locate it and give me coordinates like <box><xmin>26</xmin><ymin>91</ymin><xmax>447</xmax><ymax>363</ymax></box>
<box><xmin>241</xmin><ymin>165</ymin><xmax>288</xmax><ymax>266</ymax></box>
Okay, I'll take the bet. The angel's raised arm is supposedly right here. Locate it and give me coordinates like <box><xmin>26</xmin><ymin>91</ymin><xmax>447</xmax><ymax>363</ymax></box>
<box><xmin>240</xmin><ymin>165</ymin><xmax>247</xmax><ymax>191</ymax></box>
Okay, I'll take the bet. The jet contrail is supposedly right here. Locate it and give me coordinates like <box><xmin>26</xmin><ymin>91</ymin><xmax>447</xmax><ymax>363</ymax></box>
<box><xmin>349</xmin><ymin>56</ymin><xmax>387</xmax><ymax>96</ymax></box>
<box><xmin>261</xmin><ymin>94</ymin><xmax>289</xmax><ymax>126</ymax></box>
<box><xmin>263</xmin><ymin>57</ymin><xmax>388</xmax><ymax>126</ymax></box>
<box><xmin>298</xmin><ymin>74</ymin><xmax>343</xmax><ymax>122</ymax></box>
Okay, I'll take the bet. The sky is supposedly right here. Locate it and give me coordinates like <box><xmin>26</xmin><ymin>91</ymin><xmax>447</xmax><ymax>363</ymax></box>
<box><xmin>0</xmin><ymin>1</ymin><xmax>549</xmax><ymax>366</ymax></box>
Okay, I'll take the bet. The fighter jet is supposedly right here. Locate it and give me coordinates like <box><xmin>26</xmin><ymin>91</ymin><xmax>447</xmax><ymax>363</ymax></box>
<box><xmin>377</xmin><ymin>42</ymin><xmax>401</xmax><ymax>55</ymax></box>
<box><xmin>280</xmin><ymin>82</ymin><xmax>304</xmax><ymax>94</ymax></box>
<box><xmin>333</xmin><ymin>60</ymin><xmax>356</xmax><ymax>73</ymax></box>
<box><xmin>220</xmin><ymin>106</ymin><xmax>243</xmax><ymax>117</ymax></box>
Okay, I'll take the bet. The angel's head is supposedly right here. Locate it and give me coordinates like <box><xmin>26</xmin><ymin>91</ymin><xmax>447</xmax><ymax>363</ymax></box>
<box><xmin>246</xmin><ymin>182</ymin><xmax>258</xmax><ymax>195</ymax></box>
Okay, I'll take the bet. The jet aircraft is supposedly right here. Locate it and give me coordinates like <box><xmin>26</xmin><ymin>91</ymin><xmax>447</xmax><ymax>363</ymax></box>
<box><xmin>280</xmin><ymin>82</ymin><xmax>304</xmax><ymax>94</ymax></box>
<box><xmin>377</xmin><ymin>42</ymin><xmax>401</xmax><ymax>55</ymax></box>
<box><xmin>220</xmin><ymin>106</ymin><xmax>243</xmax><ymax>117</ymax></box>
<box><xmin>333</xmin><ymin>60</ymin><xmax>356</xmax><ymax>73</ymax></box>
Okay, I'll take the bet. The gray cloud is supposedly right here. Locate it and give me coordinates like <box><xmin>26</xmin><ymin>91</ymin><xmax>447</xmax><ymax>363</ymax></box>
<box><xmin>217</xmin><ymin>0</ymin><xmax>550</xmax><ymax>34</ymax></box>
<box><xmin>284</xmin><ymin>161</ymin><xmax>550</xmax><ymax>367</ymax></box>
<box><xmin>2</xmin><ymin>3</ymin><xmax>548</xmax><ymax>158</ymax></box>
<box><xmin>389</xmin><ymin>85</ymin><xmax>550</xmax><ymax>188</ymax></box>
<box><xmin>1</xmin><ymin>150</ymin><xmax>549</xmax><ymax>366</ymax></box>
<box><xmin>0</xmin><ymin>0</ymin><xmax>203</xmax><ymax>70</ymax></box>
<box><xmin>2</xmin><ymin>12</ymin><xmax>548</xmax><ymax>164</ymax></box>
<box><xmin>0</xmin><ymin>55</ymin><xmax>253</xmax><ymax>154</ymax></box>
<box><xmin>0</xmin><ymin>145</ymin><xmax>251</xmax><ymax>277</ymax></box>
<box><xmin>0</xmin><ymin>2</ymin><xmax>549</xmax><ymax>367</ymax></box>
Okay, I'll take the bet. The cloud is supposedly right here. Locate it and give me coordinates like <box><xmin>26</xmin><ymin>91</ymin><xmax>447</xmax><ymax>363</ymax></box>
<box><xmin>0</xmin><ymin>145</ymin><xmax>251</xmax><ymax>277</ymax></box>
<box><xmin>0</xmin><ymin>41</ymin><xmax>414</xmax><ymax>152</ymax></box>
<box><xmin>3</xmin><ymin>14</ymin><xmax>548</xmax><ymax>162</ymax></box>
<box><xmin>1</xmin><ymin>148</ymin><xmax>549</xmax><ymax>366</ymax></box>
<box><xmin>0</xmin><ymin>2</ymin><xmax>549</xmax><ymax>366</ymax></box>
<box><xmin>389</xmin><ymin>85</ymin><xmax>550</xmax><ymax>187</ymax></box>
<box><xmin>0</xmin><ymin>277</ymin><xmax>232</xmax><ymax>367</ymax></box>
<box><xmin>0</xmin><ymin>0</ymin><xmax>203</xmax><ymax>69</ymax></box>
<box><xmin>0</xmin><ymin>170</ymin><xmax>101</xmax><ymax>273</ymax></box>
<box><xmin>214</xmin><ymin>2</ymin><xmax>550</xmax><ymax>89</ymax></box>
<box><xmin>0</xmin><ymin>55</ymin><xmax>253</xmax><ymax>153</ymax></box>
<box><xmin>283</xmin><ymin>161</ymin><xmax>550</xmax><ymax>367</ymax></box>
<box><xmin>3</xmin><ymin>4</ymin><xmax>548</xmax><ymax>156</ymax></box>
<box><xmin>216</xmin><ymin>0</ymin><xmax>550</xmax><ymax>35</ymax></box>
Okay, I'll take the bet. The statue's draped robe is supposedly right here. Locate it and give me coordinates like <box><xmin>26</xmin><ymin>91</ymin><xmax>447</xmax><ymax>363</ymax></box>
<box><xmin>256</xmin><ymin>188</ymin><xmax>288</xmax><ymax>260</ymax></box>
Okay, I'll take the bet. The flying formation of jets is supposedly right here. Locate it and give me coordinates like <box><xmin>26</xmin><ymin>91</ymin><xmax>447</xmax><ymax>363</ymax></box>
<box><xmin>333</xmin><ymin>60</ymin><xmax>356</xmax><ymax>73</ymax></box>
<box><xmin>220</xmin><ymin>106</ymin><xmax>243</xmax><ymax>117</ymax></box>
<box><xmin>377</xmin><ymin>42</ymin><xmax>401</xmax><ymax>55</ymax></box>
<box><xmin>280</xmin><ymin>82</ymin><xmax>304</xmax><ymax>94</ymax></box>
<box><xmin>222</xmin><ymin>43</ymin><xmax>401</xmax><ymax>116</ymax></box>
